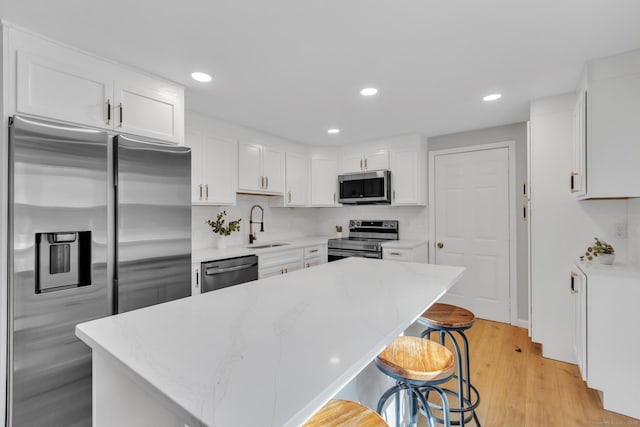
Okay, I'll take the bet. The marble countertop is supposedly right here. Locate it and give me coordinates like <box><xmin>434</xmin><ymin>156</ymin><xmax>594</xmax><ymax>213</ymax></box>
<box><xmin>192</xmin><ymin>236</ymin><xmax>331</xmax><ymax>263</ymax></box>
<box><xmin>381</xmin><ymin>240</ymin><xmax>428</xmax><ymax>249</ymax></box>
<box><xmin>76</xmin><ymin>258</ymin><xmax>465</xmax><ymax>427</ymax></box>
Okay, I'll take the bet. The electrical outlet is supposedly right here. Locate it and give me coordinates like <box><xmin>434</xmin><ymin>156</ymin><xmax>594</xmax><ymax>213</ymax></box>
<box><xmin>615</xmin><ymin>223</ymin><xmax>628</xmax><ymax>239</ymax></box>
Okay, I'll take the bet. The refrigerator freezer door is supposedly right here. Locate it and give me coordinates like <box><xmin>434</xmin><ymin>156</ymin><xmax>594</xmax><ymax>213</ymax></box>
<box><xmin>8</xmin><ymin>115</ymin><xmax>109</xmax><ymax>426</ymax></box>
<box><xmin>114</xmin><ymin>135</ymin><xmax>191</xmax><ymax>313</ymax></box>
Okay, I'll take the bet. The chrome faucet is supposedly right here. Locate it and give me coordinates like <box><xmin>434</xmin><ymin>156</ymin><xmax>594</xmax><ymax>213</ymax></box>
<box><xmin>249</xmin><ymin>205</ymin><xmax>264</xmax><ymax>244</ymax></box>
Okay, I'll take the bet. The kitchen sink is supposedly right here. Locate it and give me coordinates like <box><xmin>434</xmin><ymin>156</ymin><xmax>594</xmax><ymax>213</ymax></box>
<box><xmin>247</xmin><ymin>243</ymin><xmax>290</xmax><ymax>249</ymax></box>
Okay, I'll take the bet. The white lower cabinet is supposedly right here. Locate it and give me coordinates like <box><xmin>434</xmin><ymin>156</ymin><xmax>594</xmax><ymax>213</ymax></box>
<box><xmin>574</xmin><ymin>263</ymin><xmax>640</xmax><ymax>419</ymax></box>
<box><xmin>570</xmin><ymin>268</ymin><xmax>587</xmax><ymax>381</ymax></box>
<box><xmin>304</xmin><ymin>245</ymin><xmax>326</xmax><ymax>268</ymax></box>
<box><xmin>382</xmin><ymin>242</ymin><xmax>428</xmax><ymax>263</ymax></box>
<box><xmin>258</xmin><ymin>249</ymin><xmax>303</xmax><ymax>279</ymax></box>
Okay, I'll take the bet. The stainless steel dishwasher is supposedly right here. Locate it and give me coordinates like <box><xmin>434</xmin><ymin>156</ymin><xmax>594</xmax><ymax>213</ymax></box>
<box><xmin>201</xmin><ymin>255</ymin><xmax>259</xmax><ymax>293</ymax></box>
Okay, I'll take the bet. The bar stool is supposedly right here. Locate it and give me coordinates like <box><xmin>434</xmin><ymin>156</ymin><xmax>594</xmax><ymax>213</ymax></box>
<box><xmin>302</xmin><ymin>398</ymin><xmax>388</xmax><ymax>427</ymax></box>
<box><xmin>375</xmin><ymin>335</ymin><xmax>455</xmax><ymax>427</ymax></box>
<box><xmin>417</xmin><ymin>303</ymin><xmax>481</xmax><ymax>426</ymax></box>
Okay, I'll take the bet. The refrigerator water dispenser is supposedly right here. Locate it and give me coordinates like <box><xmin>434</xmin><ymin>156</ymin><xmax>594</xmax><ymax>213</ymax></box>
<box><xmin>35</xmin><ymin>231</ymin><xmax>92</xmax><ymax>293</ymax></box>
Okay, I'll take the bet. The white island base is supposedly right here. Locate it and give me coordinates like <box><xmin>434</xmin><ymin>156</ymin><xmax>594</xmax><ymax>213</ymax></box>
<box><xmin>77</xmin><ymin>258</ymin><xmax>465</xmax><ymax>426</ymax></box>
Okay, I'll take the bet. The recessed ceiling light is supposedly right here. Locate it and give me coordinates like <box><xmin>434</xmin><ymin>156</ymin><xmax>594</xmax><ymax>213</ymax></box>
<box><xmin>327</xmin><ymin>128</ymin><xmax>340</xmax><ymax>134</ymax></box>
<box><xmin>482</xmin><ymin>93</ymin><xmax>502</xmax><ymax>102</ymax></box>
<box><xmin>191</xmin><ymin>72</ymin><xmax>212</xmax><ymax>83</ymax></box>
<box><xmin>360</xmin><ymin>87</ymin><xmax>378</xmax><ymax>96</ymax></box>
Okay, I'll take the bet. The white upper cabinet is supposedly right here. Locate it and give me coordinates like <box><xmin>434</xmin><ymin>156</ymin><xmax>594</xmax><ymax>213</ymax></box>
<box><xmin>188</xmin><ymin>133</ymin><xmax>236</xmax><ymax>206</ymax></box>
<box><xmin>311</xmin><ymin>156</ymin><xmax>340</xmax><ymax>206</ymax></box>
<box><xmin>340</xmin><ymin>149</ymin><xmax>389</xmax><ymax>173</ymax></box>
<box><xmin>238</xmin><ymin>141</ymin><xmax>283</xmax><ymax>195</ymax></box>
<box><xmin>113</xmin><ymin>71</ymin><xmax>184</xmax><ymax>143</ymax></box>
<box><xmin>285</xmin><ymin>152</ymin><xmax>309</xmax><ymax>206</ymax></box>
<box><xmin>10</xmin><ymin>26</ymin><xmax>184</xmax><ymax>144</ymax></box>
<box><xmin>390</xmin><ymin>148</ymin><xmax>427</xmax><ymax>206</ymax></box>
<box><xmin>16</xmin><ymin>50</ymin><xmax>113</xmax><ymax>130</ymax></box>
<box><xmin>572</xmin><ymin>48</ymin><xmax>640</xmax><ymax>198</ymax></box>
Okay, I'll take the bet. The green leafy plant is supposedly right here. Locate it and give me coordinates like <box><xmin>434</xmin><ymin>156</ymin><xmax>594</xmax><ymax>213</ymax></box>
<box><xmin>580</xmin><ymin>237</ymin><xmax>614</xmax><ymax>261</ymax></box>
<box><xmin>207</xmin><ymin>211</ymin><xmax>241</xmax><ymax>237</ymax></box>
<box><xmin>336</xmin><ymin>225</ymin><xmax>343</xmax><ymax>233</ymax></box>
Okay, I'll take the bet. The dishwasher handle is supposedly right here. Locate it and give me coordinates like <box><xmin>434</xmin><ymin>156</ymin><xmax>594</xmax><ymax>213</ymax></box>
<box><xmin>205</xmin><ymin>262</ymin><xmax>257</xmax><ymax>275</ymax></box>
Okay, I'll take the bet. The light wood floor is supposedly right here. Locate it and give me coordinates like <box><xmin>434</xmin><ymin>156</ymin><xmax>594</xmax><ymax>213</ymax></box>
<box><xmin>418</xmin><ymin>319</ymin><xmax>639</xmax><ymax>427</ymax></box>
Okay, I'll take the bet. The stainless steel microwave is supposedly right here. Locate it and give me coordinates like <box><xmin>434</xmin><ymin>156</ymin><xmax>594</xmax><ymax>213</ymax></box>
<box><xmin>338</xmin><ymin>170</ymin><xmax>391</xmax><ymax>204</ymax></box>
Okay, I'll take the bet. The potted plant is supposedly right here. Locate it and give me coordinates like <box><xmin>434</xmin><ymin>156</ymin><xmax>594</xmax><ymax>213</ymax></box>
<box><xmin>336</xmin><ymin>225</ymin><xmax>343</xmax><ymax>238</ymax></box>
<box><xmin>207</xmin><ymin>211</ymin><xmax>241</xmax><ymax>249</ymax></box>
<box><xmin>580</xmin><ymin>237</ymin><xmax>615</xmax><ymax>265</ymax></box>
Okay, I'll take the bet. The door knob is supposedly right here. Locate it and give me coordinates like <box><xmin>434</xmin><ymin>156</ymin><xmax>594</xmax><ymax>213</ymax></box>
<box><xmin>437</xmin><ymin>242</ymin><xmax>444</xmax><ymax>249</ymax></box>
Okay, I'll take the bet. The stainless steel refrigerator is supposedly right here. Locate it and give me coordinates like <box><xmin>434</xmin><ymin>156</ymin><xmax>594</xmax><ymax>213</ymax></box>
<box><xmin>7</xmin><ymin>115</ymin><xmax>192</xmax><ymax>426</ymax></box>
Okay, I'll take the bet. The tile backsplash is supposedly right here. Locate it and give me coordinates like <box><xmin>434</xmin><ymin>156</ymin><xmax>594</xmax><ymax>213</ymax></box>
<box><xmin>192</xmin><ymin>195</ymin><xmax>429</xmax><ymax>250</ymax></box>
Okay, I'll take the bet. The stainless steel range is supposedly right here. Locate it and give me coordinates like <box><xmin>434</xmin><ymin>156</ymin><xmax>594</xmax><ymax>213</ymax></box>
<box><xmin>328</xmin><ymin>220</ymin><xmax>399</xmax><ymax>261</ymax></box>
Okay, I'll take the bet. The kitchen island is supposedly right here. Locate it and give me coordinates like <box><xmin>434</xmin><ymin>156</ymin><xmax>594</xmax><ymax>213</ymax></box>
<box><xmin>76</xmin><ymin>258</ymin><xmax>465</xmax><ymax>427</ymax></box>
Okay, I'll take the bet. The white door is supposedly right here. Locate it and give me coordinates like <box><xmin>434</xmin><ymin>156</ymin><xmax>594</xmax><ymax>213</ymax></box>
<box><xmin>263</xmin><ymin>147</ymin><xmax>284</xmax><ymax>193</ymax></box>
<box><xmin>238</xmin><ymin>141</ymin><xmax>263</xmax><ymax>191</ymax></box>
<box><xmin>311</xmin><ymin>157</ymin><xmax>339</xmax><ymax>206</ymax></box>
<box><xmin>433</xmin><ymin>147</ymin><xmax>510</xmax><ymax>323</ymax></box>
<box><xmin>285</xmin><ymin>152</ymin><xmax>309</xmax><ymax>206</ymax></box>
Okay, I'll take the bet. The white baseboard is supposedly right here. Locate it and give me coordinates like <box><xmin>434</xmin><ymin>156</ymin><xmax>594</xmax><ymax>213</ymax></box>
<box><xmin>514</xmin><ymin>318</ymin><xmax>529</xmax><ymax>329</ymax></box>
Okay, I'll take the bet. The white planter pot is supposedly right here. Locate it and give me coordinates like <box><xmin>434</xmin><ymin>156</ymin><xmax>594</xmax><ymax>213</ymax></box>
<box><xmin>336</xmin><ymin>232</ymin><xmax>343</xmax><ymax>238</ymax></box>
<box><xmin>597</xmin><ymin>254</ymin><xmax>615</xmax><ymax>265</ymax></box>
<box><xmin>217</xmin><ymin>237</ymin><xmax>227</xmax><ymax>249</ymax></box>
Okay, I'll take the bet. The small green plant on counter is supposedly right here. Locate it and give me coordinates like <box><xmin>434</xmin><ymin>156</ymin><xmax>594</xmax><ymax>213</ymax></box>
<box><xmin>336</xmin><ymin>225</ymin><xmax>343</xmax><ymax>233</ymax></box>
<box><xmin>580</xmin><ymin>237</ymin><xmax>614</xmax><ymax>261</ymax></box>
<box><xmin>207</xmin><ymin>211</ymin><xmax>241</xmax><ymax>236</ymax></box>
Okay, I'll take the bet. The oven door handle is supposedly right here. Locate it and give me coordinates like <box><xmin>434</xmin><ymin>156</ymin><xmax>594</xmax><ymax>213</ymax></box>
<box><xmin>205</xmin><ymin>263</ymin><xmax>257</xmax><ymax>275</ymax></box>
<box><xmin>328</xmin><ymin>249</ymin><xmax>381</xmax><ymax>259</ymax></box>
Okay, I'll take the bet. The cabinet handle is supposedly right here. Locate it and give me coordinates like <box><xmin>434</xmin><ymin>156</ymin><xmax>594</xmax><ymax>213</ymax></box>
<box><xmin>309</xmin><ymin>249</ymin><xmax>318</xmax><ymax>254</ymax></box>
<box><xmin>360</xmin><ymin>158</ymin><xmax>363</xmax><ymax>170</ymax></box>
<box><xmin>199</xmin><ymin>184</ymin><xmax>203</xmax><ymax>200</ymax></box>
<box><xmin>280</xmin><ymin>268</ymin><xmax>284</xmax><ymax>274</ymax></box>
<box><xmin>364</xmin><ymin>158</ymin><xmax>368</xmax><ymax>170</ymax></box>
<box><xmin>195</xmin><ymin>268</ymin><xmax>199</xmax><ymax>288</ymax></box>
<box><xmin>389</xmin><ymin>252</ymin><xmax>401</xmax><ymax>256</ymax></box>
<box><xmin>570</xmin><ymin>172</ymin><xmax>577</xmax><ymax>192</ymax></box>
<box><xmin>106</xmin><ymin>98</ymin><xmax>111</xmax><ymax>125</ymax></box>
<box><xmin>266</xmin><ymin>176</ymin><xmax>269</xmax><ymax>189</ymax></box>
<box><xmin>285</xmin><ymin>268</ymin><xmax>288</xmax><ymax>273</ymax></box>
<box><xmin>288</xmin><ymin>191</ymin><xmax>292</xmax><ymax>203</ymax></box>
<box><xmin>437</xmin><ymin>242</ymin><xmax>444</xmax><ymax>249</ymax></box>
<box><xmin>523</xmin><ymin>203</ymin><xmax>527</xmax><ymax>221</ymax></box>
<box><xmin>205</xmin><ymin>184</ymin><xmax>209</xmax><ymax>199</ymax></box>
<box><xmin>261</xmin><ymin>176</ymin><xmax>265</xmax><ymax>189</ymax></box>
<box><xmin>306</xmin><ymin>263</ymin><xmax>310</xmax><ymax>268</ymax></box>
<box><xmin>393</xmin><ymin>190</ymin><xmax>396</xmax><ymax>201</ymax></box>
<box><xmin>523</xmin><ymin>182</ymin><xmax>527</xmax><ymax>199</ymax></box>
<box><xmin>118</xmin><ymin>102</ymin><xmax>123</xmax><ymax>127</ymax></box>
<box><xmin>570</xmin><ymin>272</ymin><xmax>577</xmax><ymax>293</ymax></box>
<box><xmin>333</xmin><ymin>192</ymin><xmax>336</xmax><ymax>203</ymax></box>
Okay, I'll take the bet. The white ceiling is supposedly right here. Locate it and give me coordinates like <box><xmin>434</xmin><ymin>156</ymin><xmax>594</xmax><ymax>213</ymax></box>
<box><xmin>2</xmin><ymin>1</ymin><xmax>640</xmax><ymax>145</ymax></box>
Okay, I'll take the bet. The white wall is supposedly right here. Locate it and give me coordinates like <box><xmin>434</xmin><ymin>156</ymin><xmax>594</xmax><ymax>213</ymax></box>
<box><xmin>428</xmin><ymin>123</ymin><xmax>529</xmax><ymax>325</ymax></box>
<box><xmin>627</xmin><ymin>199</ymin><xmax>640</xmax><ymax>266</ymax></box>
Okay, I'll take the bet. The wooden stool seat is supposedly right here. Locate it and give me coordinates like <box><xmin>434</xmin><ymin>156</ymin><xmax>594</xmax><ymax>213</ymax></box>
<box><xmin>376</xmin><ymin>336</ymin><xmax>455</xmax><ymax>383</ymax></box>
<box><xmin>303</xmin><ymin>399</ymin><xmax>387</xmax><ymax>427</ymax></box>
<box><xmin>420</xmin><ymin>303</ymin><xmax>475</xmax><ymax>329</ymax></box>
